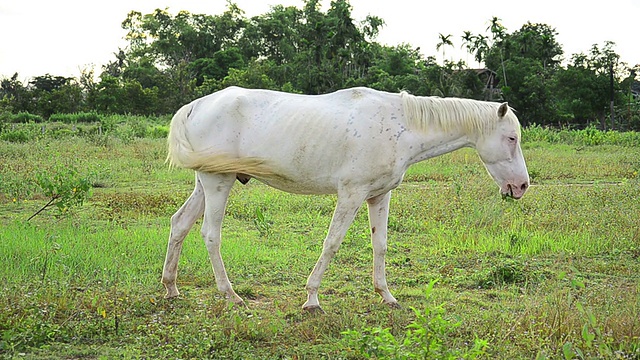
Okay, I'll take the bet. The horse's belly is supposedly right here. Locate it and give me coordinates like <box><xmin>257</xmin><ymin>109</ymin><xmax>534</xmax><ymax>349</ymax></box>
<box><xmin>254</xmin><ymin>173</ymin><xmax>338</xmax><ymax>195</ymax></box>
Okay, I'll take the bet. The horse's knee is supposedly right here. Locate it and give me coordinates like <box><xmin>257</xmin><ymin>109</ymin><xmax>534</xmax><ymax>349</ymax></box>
<box><xmin>169</xmin><ymin>211</ymin><xmax>195</xmax><ymax>240</ymax></box>
<box><xmin>201</xmin><ymin>228</ymin><xmax>221</xmax><ymax>247</ymax></box>
<box><xmin>372</xmin><ymin>243</ymin><xmax>387</xmax><ymax>256</ymax></box>
<box><xmin>321</xmin><ymin>238</ymin><xmax>342</xmax><ymax>256</ymax></box>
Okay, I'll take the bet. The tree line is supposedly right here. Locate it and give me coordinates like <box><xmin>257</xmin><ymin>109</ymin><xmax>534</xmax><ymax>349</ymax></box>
<box><xmin>1</xmin><ymin>0</ymin><xmax>639</xmax><ymax>129</ymax></box>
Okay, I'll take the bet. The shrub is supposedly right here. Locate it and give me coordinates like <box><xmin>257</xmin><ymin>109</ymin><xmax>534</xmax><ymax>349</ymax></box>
<box><xmin>0</xmin><ymin>129</ymin><xmax>31</xmax><ymax>143</ymax></box>
<box><xmin>523</xmin><ymin>124</ymin><xmax>640</xmax><ymax>147</ymax></box>
<box><xmin>100</xmin><ymin>115</ymin><xmax>120</xmax><ymax>134</ymax></box>
<box><xmin>147</xmin><ymin>125</ymin><xmax>169</xmax><ymax>139</ymax></box>
<box><xmin>49</xmin><ymin>112</ymin><xmax>101</xmax><ymax>124</ymax></box>
<box><xmin>0</xmin><ymin>111</ymin><xmax>9</xmax><ymax>132</ymax></box>
<box><xmin>29</xmin><ymin>165</ymin><xmax>94</xmax><ymax>220</ymax></box>
<box><xmin>9</xmin><ymin>112</ymin><xmax>43</xmax><ymax>123</ymax></box>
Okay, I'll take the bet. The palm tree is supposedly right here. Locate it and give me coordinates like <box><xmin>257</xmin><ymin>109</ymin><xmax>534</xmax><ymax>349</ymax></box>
<box><xmin>486</xmin><ymin>16</ymin><xmax>507</xmax><ymax>86</ymax></box>
<box><xmin>471</xmin><ymin>34</ymin><xmax>489</xmax><ymax>68</ymax></box>
<box><xmin>461</xmin><ymin>31</ymin><xmax>475</xmax><ymax>66</ymax></box>
<box><xmin>487</xmin><ymin>16</ymin><xmax>506</xmax><ymax>41</ymax></box>
<box><xmin>436</xmin><ymin>33</ymin><xmax>453</xmax><ymax>65</ymax></box>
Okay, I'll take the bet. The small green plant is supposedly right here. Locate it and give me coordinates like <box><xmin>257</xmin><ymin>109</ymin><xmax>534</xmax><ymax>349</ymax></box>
<box><xmin>560</xmin><ymin>301</ymin><xmax>616</xmax><ymax>360</ymax></box>
<box><xmin>35</xmin><ymin>235</ymin><xmax>61</xmax><ymax>281</ymax></box>
<box><xmin>253</xmin><ymin>207</ymin><xmax>272</xmax><ymax>237</ymax></box>
<box><xmin>28</xmin><ymin>165</ymin><xmax>93</xmax><ymax>220</ymax></box>
<box><xmin>341</xmin><ymin>280</ymin><xmax>488</xmax><ymax>359</ymax></box>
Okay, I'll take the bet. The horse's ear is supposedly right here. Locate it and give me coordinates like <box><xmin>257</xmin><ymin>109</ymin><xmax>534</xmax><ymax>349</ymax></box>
<box><xmin>498</xmin><ymin>102</ymin><xmax>509</xmax><ymax>118</ymax></box>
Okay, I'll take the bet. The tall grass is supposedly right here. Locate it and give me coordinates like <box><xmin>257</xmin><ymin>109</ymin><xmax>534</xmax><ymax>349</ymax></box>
<box><xmin>524</xmin><ymin>124</ymin><xmax>640</xmax><ymax>146</ymax></box>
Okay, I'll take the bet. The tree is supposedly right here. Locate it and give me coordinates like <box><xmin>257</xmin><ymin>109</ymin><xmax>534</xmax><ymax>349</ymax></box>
<box><xmin>501</xmin><ymin>58</ymin><xmax>555</xmax><ymax>126</ymax></box>
<box><xmin>118</xmin><ymin>4</ymin><xmax>250</xmax><ymax>107</ymax></box>
<box><xmin>188</xmin><ymin>47</ymin><xmax>246</xmax><ymax>85</ymax></box>
<box><xmin>291</xmin><ymin>0</ymin><xmax>382</xmax><ymax>93</ymax></box>
<box><xmin>242</xmin><ymin>5</ymin><xmax>302</xmax><ymax>65</ymax></box>
<box><xmin>436</xmin><ymin>33</ymin><xmax>453</xmax><ymax>65</ymax></box>
<box><xmin>461</xmin><ymin>31</ymin><xmax>475</xmax><ymax>66</ymax></box>
<box><xmin>479</xmin><ymin>21</ymin><xmax>566</xmax><ymax>126</ymax></box>
<box><xmin>552</xmin><ymin>42</ymin><xmax>625</xmax><ymax>129</ymax></box>
<box><xmin>486</xmin><ymin>16</ymin><xmax>508</xmax><ymax>86</ymax></box>
<box><xmin>505</xmin><ymin>22</ymin><xmax>563</xmax><ymax>70</ymax></box>
<box><xmin>471</xmin><ymin>34</ymin><xmax>489</xmax><ymax>68</ymax></box>
<box><xmin>0</xmin><ymin>73</ymin><xmax>31</xmax><ymax>113</ymax></box>
<box><xmin>28</xmin><ymin>75</ymin><xmax>83</xmax><ymax>117</ymax></box>
<box><xmin>122</xmin><ymin>6</ymin><xmax>246</xmax><ymax>69</ymax></box>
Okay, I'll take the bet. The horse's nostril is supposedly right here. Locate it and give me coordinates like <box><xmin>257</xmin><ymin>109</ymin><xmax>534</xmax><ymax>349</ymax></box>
<box><xmin>521</xmin><ymin>183</ymin><xmax>528</xmax><ymax>191</ymax></box>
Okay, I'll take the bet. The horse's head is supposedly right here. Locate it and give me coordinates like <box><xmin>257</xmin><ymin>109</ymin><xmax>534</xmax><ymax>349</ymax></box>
<box><xmin>475</xmin><ymin>103</ymin><xmax>529</xmax><ymax>199</ymax></box>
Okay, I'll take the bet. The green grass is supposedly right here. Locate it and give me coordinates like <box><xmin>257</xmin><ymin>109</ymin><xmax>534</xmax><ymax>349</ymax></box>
<box><xmin>1</xmin><ymin>132</ymin><xmax>640</xmax><ymax>359</ymax></box>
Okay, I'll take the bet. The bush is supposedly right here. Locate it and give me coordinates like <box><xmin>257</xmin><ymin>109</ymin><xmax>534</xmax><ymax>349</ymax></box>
<box><xmin>0</xmin><ymin>129</ymin><xmax>31</xmax><ymax>143</ymax></box>
<box><xmin>49</xmin><ymin>112</ymin><xmax>101</xmax><ymax>124</ymax></box>
<box><xmin>147</xmin><ymin>125</ymin><xmax>168</xmax><ymax>139</ymax></box>
<box><xmin>10</xmin><ymin>112</ymin><xmax>43</xmax><ymax>123</ymax></box>
<box><xmin>29</xmin><ymin>164</ymin><xmax>94</xmax><ymax>220</ymax></box>
<box><xmin>523</xmin><ymin>124</ymin><xmax>640</xmax><ymax>147</ymax></box>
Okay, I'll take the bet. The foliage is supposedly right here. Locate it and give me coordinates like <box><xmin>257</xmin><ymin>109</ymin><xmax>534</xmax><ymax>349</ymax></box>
<box><xmin>7</xmin><ymin>111</ymin><xmax>44</xmax><ymax>123</ymax></box>
<box><xmin>0</xmin><ymin>128</ymin><xmax>31</xmax><ymax>143</ymax></box>
<box><xmin>342</xmin><ymin>280</ymin><xmax>487</xmax><ymax>359</ymax></box>
<box><xmin>49</xmin><ymin>112</ymin><xmax>101</xmax><ymax>123</ymax></box>
<box><xmin>29</xmin><ymin>165</ymin><xmax>94</xmax><ymax>220</ymax></box>
<box><xmin>253</xmin><ymin>207</ymin><xmax>273</xmax><ymax>237</ymax></box>
<box><xmin>523</xmin><ymin>124</ymin><xmax>640</xmax><ymax>146</ymax></box>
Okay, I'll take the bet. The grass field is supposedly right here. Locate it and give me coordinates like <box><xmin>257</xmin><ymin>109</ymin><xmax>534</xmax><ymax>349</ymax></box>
<box><xmin>1</xmin><ymin>127</ymin><xmax>639</xmax><ymax>359</ymax></box>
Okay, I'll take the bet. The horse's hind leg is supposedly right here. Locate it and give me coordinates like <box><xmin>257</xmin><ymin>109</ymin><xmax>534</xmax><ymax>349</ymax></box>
<box><xmin>367</xmin><ymin>191</ymin><xmax>399</xmax><ymax>307</ymax></box>
<box><xmin>197</xmin><ymin>172</ymin><xmax>244</xmax><ymax>305</ymax></box>
<box><xmin>162</xmin><ymin>174</ymin><xmax>206</xmax><ymax>298</ymax></box>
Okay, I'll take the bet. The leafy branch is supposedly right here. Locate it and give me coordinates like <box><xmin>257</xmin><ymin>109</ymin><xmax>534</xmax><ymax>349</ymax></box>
<box><xmin>28</xmin><ymin>165</ymin><xmax>93</xmax><ymax>221</ymax></box>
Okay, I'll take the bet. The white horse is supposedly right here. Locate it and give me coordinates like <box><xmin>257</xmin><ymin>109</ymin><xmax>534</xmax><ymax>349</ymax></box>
<box><xmin>162</xmin><ymin>86</ymin><xmax>529</xmax><ymax>312</ymax></box>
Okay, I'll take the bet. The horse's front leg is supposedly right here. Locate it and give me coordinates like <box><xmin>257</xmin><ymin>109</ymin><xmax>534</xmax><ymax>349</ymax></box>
<box><xmin>367</xmin><ymin>191</ymin><xmax>399</xmax><ymax>307</ymax></box>
<box><xmin>303</xmin><ymin>189</ymin><xmax>367</xmax><ymax>313</ymax></box>
<box><xmin>162</xmin><ymin>174</ymin><xmax>205</xmax><ymax>298</ymax></box>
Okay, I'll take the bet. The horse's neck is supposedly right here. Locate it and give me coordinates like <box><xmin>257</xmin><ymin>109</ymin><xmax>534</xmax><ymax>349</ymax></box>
<box><xmin>404</xmin><ymin>128</ymin><xmax>473</xmax><ymax>166</ymax></box>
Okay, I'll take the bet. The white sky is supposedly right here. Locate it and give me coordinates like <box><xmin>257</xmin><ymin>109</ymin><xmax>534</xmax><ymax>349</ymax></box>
<box><xmin>1</xmin><ymin>0</ymin><xmax>639</xmax><ymax>82</ymax></box>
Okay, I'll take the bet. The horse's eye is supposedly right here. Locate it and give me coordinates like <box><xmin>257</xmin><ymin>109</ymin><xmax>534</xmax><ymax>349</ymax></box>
<box><xmin>507</xmin><ymin>136</ymin><xmax>517</xmax><ymax>142</ymax></box>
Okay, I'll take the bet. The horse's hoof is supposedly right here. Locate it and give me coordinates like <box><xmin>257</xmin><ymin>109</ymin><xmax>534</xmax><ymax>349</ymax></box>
<box><xmin>231</xmin><ymin>300</ymin><xmax>248</xmax><ymax>309</ymax></box>
<box><xmin>384</xmin><ymin>301</ymin><xmax>402</xmax><ymax>309</ymax></box>
<box><xmin>227</xmin><ymin>293</ymin><xmax>247</xmax><ymax>308</ymax></box>
<box><xmin>164</xmin><ymin>290</ymin><xmax>180</xmax><ymax>299</ymax></box>
<box><xmin>303</xmin><ymin>305</ymin><xmax>326</xmax><ymax>314</ymax></box>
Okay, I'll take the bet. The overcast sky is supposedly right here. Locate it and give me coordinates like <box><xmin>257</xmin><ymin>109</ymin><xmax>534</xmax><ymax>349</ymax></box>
<box><xmin>1</xmin><ymin>0</ymin><xmax>638</xmax><ymax>82</ymax></box>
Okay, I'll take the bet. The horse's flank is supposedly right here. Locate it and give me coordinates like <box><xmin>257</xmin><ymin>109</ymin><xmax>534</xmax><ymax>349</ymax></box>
<box><xmin>165</xmin><ymin>102</ymin><xmax>280</xmax><ymax>179</ymax></box>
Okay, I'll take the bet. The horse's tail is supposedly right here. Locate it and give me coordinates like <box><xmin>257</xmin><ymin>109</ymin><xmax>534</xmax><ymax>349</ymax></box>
<box><xmin>166</xmin><ymin>101</ymin><xmax>279</xmax><ymax>179</ymax></box>
<box><xmin>166</xmin><ymin>103</ymin><xmax>198</xmax><ymax>169</ymax></box>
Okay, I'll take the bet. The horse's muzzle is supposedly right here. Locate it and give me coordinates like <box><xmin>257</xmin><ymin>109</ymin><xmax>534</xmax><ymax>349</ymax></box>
<box><xmin>501</xmin><ymin>181</ymin><xmax>529</xmax><ymax>200</ymax></box>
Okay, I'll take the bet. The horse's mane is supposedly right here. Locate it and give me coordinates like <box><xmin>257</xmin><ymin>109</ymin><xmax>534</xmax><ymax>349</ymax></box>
<box><xmin>400</xmin><ymin>91</ymin><xmax>520</xmax><ymax>137</ymax></box>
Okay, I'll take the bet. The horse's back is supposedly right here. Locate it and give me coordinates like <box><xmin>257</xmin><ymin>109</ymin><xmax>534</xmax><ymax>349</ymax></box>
<box><xmin>177</xmin><ymin>87</ymin><xmax>407</xmax><ymax>194</ymax></box>
<box><xmin>185</xmin><ymin>87</ymin><xmax>398</xmax><ymax>151</ymax></box>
